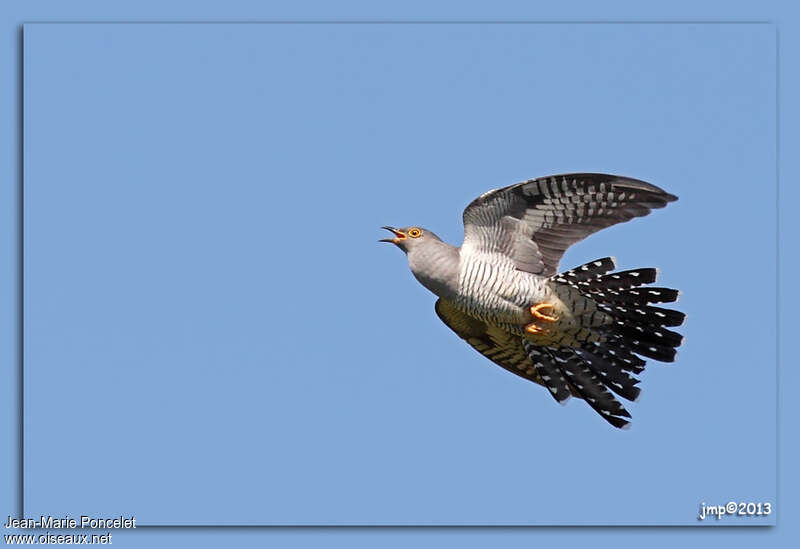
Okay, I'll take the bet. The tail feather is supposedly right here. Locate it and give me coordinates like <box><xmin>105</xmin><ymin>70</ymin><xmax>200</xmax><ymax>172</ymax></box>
<box><xmin>627</xmin><ymin>339</ymin><xmax>678</xmax><ymax>362</ymax></box>
<box><xmin>590</xmin><ymin>337</ymin><xmax>647</xmax><ymax>374</ymax></box>
<box><xmin>556</xmin><ymin>256</ymin><xmax>617</xmax><ymax>282</ymax></box>
<box><xmin>551</xmin><ymin>349</ymin><xmax>632</xmax><ymax>429</ymax></box>
<box><xmin>587</xmin><ymin>263</ymin><xmax>684</xmax><ymax>365</ymax></box>
<box><xmin>605</xmin><ymin>304</ymin><xmax>684</xmax><ymax>326</ymax></box>
<box><xmin>523</xmin><ymin>341</ymin><xmax>634</xmax><ymax>428</ymax></box>
<box><xmin>585</xmin><ymin>268</ymin><xmax>658</xmax><ymax>290</ymax></box>
<box><xmin>522</xmin><ymin>340</ymin><xmax>572</xmax><ymax>404</ymax></box>
<box><xmin>588</xmin><ymin>287</ymin><xmax>680</xmax><ymax>305</ymax></box>
<box><xmin>540</xmin><ymin>257</ymin><xmax>685</xmax><ymax>428</ymax></box>
<box><xmin>573</xmin><ymin>347</ymin><xmax>641</xmax><ymax>402</ymax></box>
<box><xmin>609</xmin><ymin>318</ymin><xmax>685</xmax><ymax>347</ymax></box>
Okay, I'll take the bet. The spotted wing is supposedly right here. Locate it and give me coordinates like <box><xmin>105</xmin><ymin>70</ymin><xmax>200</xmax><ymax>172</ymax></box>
<box><xmin>461</xmin><ymin>173</ymin><xmax>677</xmax><ymax>277</ymax></box>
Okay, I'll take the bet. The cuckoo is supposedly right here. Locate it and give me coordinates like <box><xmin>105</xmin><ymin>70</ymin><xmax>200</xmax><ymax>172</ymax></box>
<box><xmin>380</xmin><ymin>173</ymin><xmax>685</xmax><ymax>429</ymax></box>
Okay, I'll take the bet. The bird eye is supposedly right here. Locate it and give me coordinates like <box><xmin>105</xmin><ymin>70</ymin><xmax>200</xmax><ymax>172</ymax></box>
<box><xmin>408</xmin><ymin>228</ymin><xmax>422</xmax><ymax>238</ymax></box>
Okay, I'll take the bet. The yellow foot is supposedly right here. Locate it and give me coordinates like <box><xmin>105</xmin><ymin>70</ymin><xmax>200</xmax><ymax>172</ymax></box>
<box><xmin>525</xmin><ymin>303</ymin><xmax>559</xmax><ymax>336</ymax></box>
<box><xmin>525</xmin><ymin>323</ymin><xmax>547</xmax><ymax>335</ymax></box>
<box><xmin>530</xmin><ymin>303</ymin><xmax>559</xmax><ymax>322</ymax></box>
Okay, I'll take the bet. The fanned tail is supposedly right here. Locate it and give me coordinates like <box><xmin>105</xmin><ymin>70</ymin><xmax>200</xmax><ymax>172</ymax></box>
<box><xmin>541</xmin><ymin>257</ymin><xmax>685</xmax><ymax>428</ymax></box>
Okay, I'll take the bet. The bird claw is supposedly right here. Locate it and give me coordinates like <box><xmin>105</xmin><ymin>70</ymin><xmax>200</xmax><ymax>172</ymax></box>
<box><xmin>525</xmin><ymin>323</ymin><xmax>548</xmax><ymax>335</ymax></box>
<box><xmin>530</xmin><ymin>303</ymin><xmax>559</xmax><ymax>322</ymax></box>
<box><xmin>525</xmin><ymin>303</ymin><xmax>558</xmax><ymax>335</ymax></box>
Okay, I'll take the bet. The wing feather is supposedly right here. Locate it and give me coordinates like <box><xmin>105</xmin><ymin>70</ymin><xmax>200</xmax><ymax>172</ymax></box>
<box><xmin>462</xmin><ymin>173</ymin><xmax>677</xmax><ymax>276</ymax></box>
<box><xmin>434</xmin><ymin>299</ymin><xmax>544</xmax><ymax>386</ymax></box>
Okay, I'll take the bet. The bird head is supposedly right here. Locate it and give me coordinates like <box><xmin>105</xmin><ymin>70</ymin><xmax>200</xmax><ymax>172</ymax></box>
<box><xmin>379</xmin><ymin>226</ymin><xmax>436</xmax><ymax>254</ymax></box>
<box><xmin>379</xmin><ymin>225</ymin><xmax>459</xmax><ymax>298</ymax></box>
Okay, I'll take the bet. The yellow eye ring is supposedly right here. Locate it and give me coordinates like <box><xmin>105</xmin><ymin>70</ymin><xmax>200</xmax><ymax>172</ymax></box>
<box><xmin>408</xmin><ymin>227</ymin><xmax>422</xmax><ymax>238</ymax></box>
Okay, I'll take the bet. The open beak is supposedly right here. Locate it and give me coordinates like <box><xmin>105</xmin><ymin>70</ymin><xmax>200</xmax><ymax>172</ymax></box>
<box><xmin>379</xmin><ymin>226</ymin><xmax>407</xmax><ymax>244</ymax></box>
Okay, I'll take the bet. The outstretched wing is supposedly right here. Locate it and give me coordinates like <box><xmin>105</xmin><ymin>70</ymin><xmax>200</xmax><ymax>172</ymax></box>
<box><xmin>435</xmin><ymin>299</ymin><xmax>636</xmax><ymax>428</ymax></box>
<box><xmin>461</xmin><ymin>173</ymin><xmax>677</xmax><ymax>276</ymax></box>
<box><xmin>434</xmin><ymin>298</ymin><xmax>545</xmax><ymax>388</ymax></box>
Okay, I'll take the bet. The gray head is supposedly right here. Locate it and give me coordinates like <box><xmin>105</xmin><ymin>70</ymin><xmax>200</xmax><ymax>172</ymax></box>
<box><xmin>380</xmin><ymin>226</ymin><xmax>459</xmax><ymax>299</ymax></box>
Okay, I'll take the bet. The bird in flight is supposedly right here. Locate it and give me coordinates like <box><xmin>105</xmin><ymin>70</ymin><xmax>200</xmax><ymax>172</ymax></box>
<box><xmin>381</xmin><ymin>173</ymin><xmax>684</xmax><ymax>428</ymax></box>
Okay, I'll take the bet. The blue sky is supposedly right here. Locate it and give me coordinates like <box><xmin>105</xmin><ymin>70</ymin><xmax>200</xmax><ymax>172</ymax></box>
<box><xmin>22</xmin><ymin>22</ymin><xmax>775</xmax><ymax>526</ymax></box>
